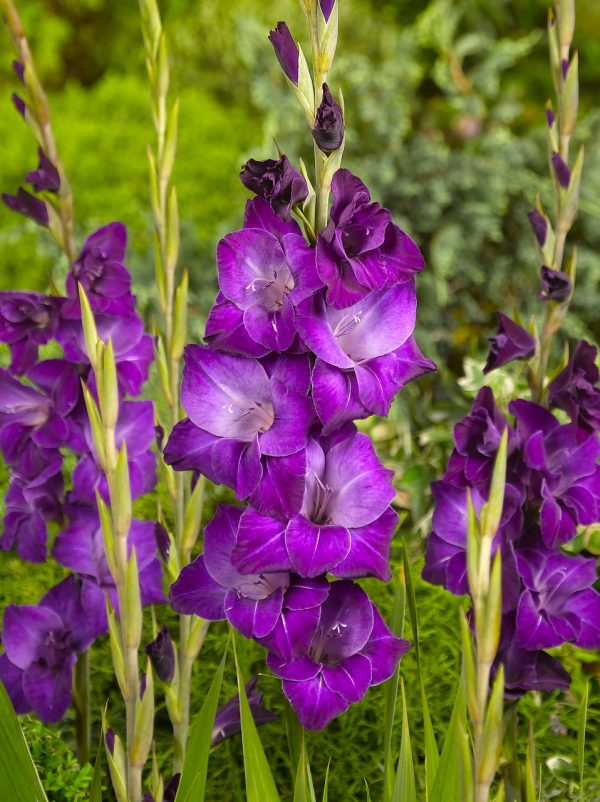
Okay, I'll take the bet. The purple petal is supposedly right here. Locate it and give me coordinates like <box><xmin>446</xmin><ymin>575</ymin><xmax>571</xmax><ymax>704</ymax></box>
<box><xmin>169</xmin><ymin>556</ymin><xmax>227</xmax><ymax>619</ymax></box>
<box><xmin>258</xmin><ymin>379</ymin><xmax>314</xmax><ymax>457</ymax></box>
<box><xmin>268</xmin><ymin>22</ymin><xmax>299</xmax><ymax>85</ymax></box>
<box><xmin>163</xmin><ymin>418</ymin><xmax>218</xmax><ymax>475</ymax></box>
<box><xmin>22</xmin><ymin>658</ymin><xmax>75</xmax><ymax>723</ymax></box>
<box><xmin>359</xmin><ymin>604</ymin><xmax>410</xmax><ymax>684</ymax></box>
<box><xmin>332</xmin><ymin>507</ymin><xmax>397</xmax><ymax>582</ymax></box>
<box><xmin>243</xmin><ymin>298</ymin><xmax>296</xmax><ymax>352</ymax></box>
<box><xmin>2</xmin><ymin>605</ymin><xmax>62</xmax><ymax>669</ymax></box>
<box><xmin>258</xmin><ymin>606</ymin><xmax>320</xmax><ymax>662</ymax></box>
<box><xmin>312</xmin><ymin>359</ymin><xmax>368</xmax><ymax>434</ymax></box>
<box><xmin>382</xmin><ymin>223</ymin><xmax>425</xmax><ymax>283</ymax></box>
<box><xmin>233</xmin><ymin>509</ymin><xmax>292</xmax><ymax>574</ymax></box>
<box><xmin>261</xmin><ymin>352</ymin><xmax>311</xmax><ymax>394</ymax></box>
<box><xmin>0</xmin><ymin>655</ymin><xmax>29</xmax><ymax>714</ymax></box>
<box><xmin>285</xmin><ymin>516</ymin><xmax>351</xmax><ymax>577</ymax></box>
<box><xmin>203</xmin><ymin>505</ymin><xmax>243</xmax><ymax>587</ymax></box>
<box><xmin>284</xmin><ymin>575</ymin><xmax>331</xmax><ymax>611</ymax></box>
<box><xmin>322</xmin><ymin>653</ymin><xmax>372</xmax><ymax>703</ymax></box>
<box><xmin>205</xmin><ymin>297</ymin><xmax>270</xmax><ymax>358</ymax></box>
<box><xmin>311</xmin><ymin>581</ymin><xmax>374</xmax><ymax>663</ymax></box>
<box><xmin>267</xmin><ymin>653</ymin><xmax>321</xmax><ymax>682</ymax></box>
<box><xmin>282</xmin><ymin>674</ymin><xmax>349</xmax><ymax>730</ymax></box>
<box><xmin>243</xmin><ymin>197</ymin><xmax>301</xmax><ymax>240</ymax></box>
<box><xmin>225</xmin><ymin>588</ymin><xmax>284</xmax><ymax>639</ymax></box>
<box><xmin>249</xmin><ymin>450</ymin><xmax>306</xmax><ymax>518</ymax></box>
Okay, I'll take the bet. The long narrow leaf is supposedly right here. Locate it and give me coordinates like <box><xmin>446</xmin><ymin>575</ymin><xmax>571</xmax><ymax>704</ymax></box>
<box><xmin>175</xmin><ymin>648</ymin><xmax>228</xmax><ymax>802</ymax></box>
<box><xmin>429</xmin><ymin>679</ymin><xmax>465</xmax><ymax>802</ymax></box>
<box><xmin>322</xmin><ymin>758</ymin><xmax>331</xmax><ymax>802</ymax></box>
<box><xmin>578</xmin><ymin>682</ymin><xmax>589</xmax><ymax>802</ymax></box>
<box><xmin>391</xmin><ymin>679</ymin><xmax>416</xmax><ymax>802</ymax></box>
<box><xmin>524</xmin><ymin>722</ymin><xmax>536</xmax><ymax>802</ymax></box>
<box><xmin>0</xmin><ymin>682</ymin><xmax>48</xmax><ymax>802</ymax></box>
<box><xmin>89</xmin><ymin>739</ymin><xmax>103</xmax><ymax>802</ymax></box>
<box><xmin>383</xmin><ymin>559</ymin><xmax>406</xmax><ymax>800</ymax></box>
<box><xmin>402</xmin><ymin>546</ymin><xmax>439</xmax><ymax>794</ymax></box>
<box><xmin>233</xmin><ymin>634</ymin><xmax>281</xmax><ymax>802</ymax></box>
<box><xmin>293</xmin><ymin>733</ymin><xmax>317</xmax><ymax>802</ymax></box>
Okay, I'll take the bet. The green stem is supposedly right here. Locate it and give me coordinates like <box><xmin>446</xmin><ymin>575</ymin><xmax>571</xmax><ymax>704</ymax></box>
<box><xmin>73</xmin><ymin>650</ymin><xmax>90</xmax><ymax>766</ymax></box>
<box><xmin>502</xmin><ymin>704</ymin><xmax>522</xmax><ymax>802</ymax></box>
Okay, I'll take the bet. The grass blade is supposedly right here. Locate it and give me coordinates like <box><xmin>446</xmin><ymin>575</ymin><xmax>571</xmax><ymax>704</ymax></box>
<box><xmin>578</xmin><ymin>681</ymin><xmax>589</xmax><ymax>802</ymax></box>
<box><xmin>0</xmin><ymin>682</ymin><xmax>48</xmax><ymax>802</ymax></box>
<box><xmin>293</xmin><ymin>732</ymin><xmax>317</xmax><ymax>802</ymax></box>
<box><xmin>383</xmin><ymin>558</ymin><xmax>406</xmax><ymax>800</ymax></box>
<box><xmin>233</xmin><ymin>633</ymin><xmax>281</xmax><ymax>802</ymax></box>
<box><xmin>89</xmin><ymin>738</ymin><xmax>103</xmax><ymax>802</ymax></box>
<box><xmin>175</xmin><ymin>647</ymin><xmax>228</xmax><ymax>802</ymax></box>
<box><xmin>390</xmin><ymin>678</ymin><xmax>416</xmax><ymax>802</ymax></box>
<box><xmin>402</xmin><ymin>546</ymin><xmax>439</xmax><ymax>795</ymax></box>
<box><xmin>322</xmin><ymin>758</ymin><xmax>331</xmax><ymax>802</ymax></box>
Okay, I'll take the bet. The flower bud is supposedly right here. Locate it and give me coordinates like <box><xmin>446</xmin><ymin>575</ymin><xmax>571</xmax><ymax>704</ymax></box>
<box><xmin>268</xmin><ymin>22</ymin><xmax>299</xmax><ymax>86</ymax></box>
<box><xmin>12</xmin><ymin>93</ymin><xmax>26</xmax><ymax>118</ymax></box>
<box><xmin>240</xmin><ymin>155</ymin><xmax>308</xmax><ymax>222</ymax></box>
<box><xmin>527</xmin><ymin>209</ymin><xmax>547</xmax><ymax>246</ymax></box>
<box><xmin>2</xmin><ymin>188</ymin><xmax>48</xmax><ymax>226</ymax></box>
<box><xmin>145</xmin><ymin>626</ymin><xmax>175</xmax><ymax>682</ymax></box>
<box><xmin>123</xmin><ymin>547</ymin><xmax>142</xmax><ymax>649</ymax></box>
<box><xmin>551</xmin><ymin>152</ymin><xmax>571</xmax><ymax>188</ymax></box>
<box><xmin>319</xmin><ymin>0</ymin><xmax>335</xmax><ymax>21</ymax></box>
<box><xmin>483</xmin><ymin>312</ymin><xmax>535</xmax><ymax>374</ymax></box>
<box><xmin>540</xmin><ymin>265</ymin><xmax>572</xmax><ymax>302</ymax></box>
<box><xmin>312</xmin><ymin>83</ymin><xmax>344</xmax><ymax>153</ymax></box>
<box><xmin>12</xmin><ymin>60</ymin><xmax>25</xmax><ymax>84</ymax></box>
<box><xmin>25</xmin><ymin>148</ymin><xmax>60</xmax><ymax>193</ymax></box>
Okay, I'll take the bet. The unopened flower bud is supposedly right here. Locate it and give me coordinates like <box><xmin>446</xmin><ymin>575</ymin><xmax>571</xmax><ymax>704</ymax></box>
<box><xmin>551</xmin><ymin>152</ymin><xmax>571</xmax><ymax>188</ymax></box>
<box><xmin>240</xmin><ymin>155</ymin><xmax>308</xmax><ymax>221</ymax></box>
<box><xmin>527</xmin><ymin>210</ymin><xmax>547</xmax><ymax>246</ymax></box>
<box><xmin>483</xmin><ymin>312</ymin><xmax>535</xmax><ymax>374</ymax></box>
<box><xmin>268</xmin><ymin>22</ymin><xmax>299</xmax><ymax>86</ymax></box>
<box><xmin>540</xmin><ymin>265</ymin><xmax>572</xmax><ymax>302</ymax></box>
<box><xmin>319</xmin><ymin>0</ymin><xmax>335</xmax><ymax>21</ymax></box>
<box><xmin>26</xmin><ymin>148</ymin><xmax>60</xmax><ymax>193</ymax></box>
<box><xmin>145</xmin><ymin>626</ymin><xmax>175</xmax><ymax>682</ymax></box>
<box><xmin>12</xmin><ymin>60</ymin><xmax>24</xmax><ymax>84</ymax></box>
<box><xmin>12</xmin><ymin>93</ymin><xmax>26</xmax><ymax>118</ymax></box>
<box><xmin>312</xmin><ymin>83</ymin><xmax>344</xmax><ymax>153</ymax></box>
<box><xmin>2</xmin><ymin>188</ymin><xmax>48</xmax><ymax>226</ymax></box>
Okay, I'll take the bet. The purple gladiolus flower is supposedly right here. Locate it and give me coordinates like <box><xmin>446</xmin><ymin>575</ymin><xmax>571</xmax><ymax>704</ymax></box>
<box><xmin>297</xmin><ymin>285</ymin><xmax>433</xmax><ymax>431</ymax></box>
<box><xmin>548</xmin><ymin>340</ymin><xmax>600</xmax><ymax>434</ymax></box>
<box><xmin>0</xmin><ymin>576</ymin><xmax>106</xmax><ymax>722</ymax></box>
<box><xmin>235</xmin><ymin>433</ymin><xmax>397</xmax><ymax>581</ymax></box>
<box><xmin>0</xmin><ymin>291</ymin><xmax>63</xmax><ymax>374</ymax></box>
<box><xmin>312</xmin><ymin>84</ymin><xmax>344</xmax><ymax>153</ymax></box>
<box><xmin>316</xmin><ymin>169</ymin><xmax>424</xmax><ymax>308</ymax></box>
<box><xmin>268</xmin><ymin>22</ymin><xmax>299</xmax><ymax>86</ymax></box>
<box><xmin>265</xmin><ymin>581</ymin><xmax>409</xmax><ymax>729</ymax></box>
<box><xmin>65</xmin><ymin>222</ymin><xmax>134</xmax><ymax>317</ymax></box>
<box><xmin>1</xmin><ymin>476</ymin><xmax>63</xmax><ymax>563</ymax></box>
<box><xmin>515</xmin><ymin>537</ymin><xmax>600</xmax><ymax>650</ymax></box>
<box><xmin>26</xmin><ymin>148</ymin><xmax>60</xmax><ymax>193</ymax></box>
<box><xmin>216</xmin><ymin>203</ymin><xmax>322</xmax><ymax>352</ymax></box>
<box><xmin>164</xmin><ymin>347</ymin><xmax>314</xmax><ymax>518</ymax></box>
<box><xmin>53</xmin><ymin>505</ymin><xmax>164</xmax><ymax>610</ymax></box>
<box><xmin>527</xmin><ymin>210</ymin><xmax>547</xmax><ymax>246</ymax></box>
<box><xmin>551</xmin><ymin>152</ymin><xmax>571</xmax><ymax>189</ymax></box>
<box><xmin>483</xmin><ymin>312</ymin><xmax>535</xmax><ymax>374</ymax></box>
<box><xmin>539</xmin><ymin>265</ymin><xmax>571</xmax><ymax>302</ymax></box>
<box><xmin>319</xmin><ymin>0</ymin><xmax>335</xmax><ymax>21</ymax></box>
<box><xmin>240</xmin><ymin>156</ymin><xmax>308</xmax><ymax>222</ymax></box>
<box><xmin>170</xmin><ymin>505</ymin><xmax>297</xmax><ymax>639</ymax></box>
<box><xmin>145</xmin><ymin>627</ymin><xmax>175</xmax><ymax>682</ymax></box>
<box><xmin>212</xmin><ymin>676</ymin><xmax>277</xmax><ymax>745</ymax></box>
<box><xmin>2</xmin><ymin>188</ymin><xmax>48</xmax><ymax>226</ymax></box>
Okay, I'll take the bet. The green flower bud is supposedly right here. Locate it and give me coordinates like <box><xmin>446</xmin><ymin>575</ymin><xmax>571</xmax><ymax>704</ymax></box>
<box><xmin>123</xmin><ymin>547</ymin><xmax>142</xmax><ymax>650</ymax></box>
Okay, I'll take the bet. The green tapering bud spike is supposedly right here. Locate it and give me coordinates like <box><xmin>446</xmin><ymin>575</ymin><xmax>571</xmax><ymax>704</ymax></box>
<box><xmin>561</xmin><ymin>52</ymin><xmax>579</xmax><ymax>137</ymax></box>
<box><xmin>154</xmin><ymin>333</ymin><xmax>173</xmax><ymax>407</ymax></box>
<box><xmin>106</xmin><ymin>597</ymin><xmax>127</xmax><ymax>696</ymax></box>
<box><xmin>101</xmin><ymin>337</ymin><xmax>119</xmax><ymax>429</ymax></box>
<box><xmin>138</xmin><ymin>0</ymin><xmax>162</xmax><ymax>59</ymax></box>
<box><xmin>166</xmin><ymin>184</ymin><xmax>180</xmax><ymax>274</ymax></box>
<box><xmin>78</xmin><ymin>285</ymin><xmax>100</xmax><ymax>371</ymax></box>
<box><xmin>157</xmin><ymin>31</ymin><xmax>169</xmax><ymax>97</ymax></box>
<box><xmin>459</xmin><ymin>609</ymin><xmax>477</xmax><ymax>722</ymax></box>
<box><xmin>123</xmin><ymin>546</ymin><xmax>143</xmax><ymax>649</ymax></box>
<box><xmin>481</xmin><ymin>429</ymin><xmax>508</xmax><ymax>539</ymax></box>
<box><xmin>96</xmin><ymin>489</ymin><xmax>117</xmax><ymax>579</ymax></box>
<box><xmin>161</xmin><ymin>98</ymin><xmax>179</xmax><ymax>182</ymax></box>
<box><xmin>562</xmin><ymin>145</ymin><xmax>584</xmax><ymax>230</ymax></box>
<box><xmin>556</xmin><ymin>0</ymin><xmax>575</xmax><ymax>52</ymax></box>
<box><xmin>186</xmin><ymin>616</ymin><xmax>209</xmax><ymax>662</ymax></box>
<box><xmin>113</xmin><ymin>443</ymin><xmax>132</xmax><ymax>538</ymax></box>
<box><xmin>317</xmin><ymin>0</ymin><xmax>338</xmax><ymax>77</ymax></box>
<box><xmin>131</xmin><ymin>660</ymin><xmax>154</xmax><ymax>768</ymax></box>
<box><xmin>102</xmin><ymin>717</ymin><xmax>128</xmax><ymax>802</ymax></box>
<box><xmin>479</xmin><ymin>665</ymin><xmax>505</xmax><ymax>784</ymax></box>
<box><xmin>81</xmin><ymin>382</ymin><xmax>106</xmax><ymax>469</ymax></box>
<box><xmin>466</xmin><ymin>488</ymin><xmax>480</xmax><ymax>600</ymax></box>
<box><xmin>171</xmin><ymin>268</ymin><xmax>187</xmax><ymax>361</ymax></box>
<box><xmin>481</xmin><ymin>550</ymin><xmax>502</xmax><ymax>664</ymax></box>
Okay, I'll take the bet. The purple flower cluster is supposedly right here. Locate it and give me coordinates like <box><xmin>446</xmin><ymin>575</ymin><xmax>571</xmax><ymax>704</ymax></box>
<box><xmin>166</xmin><ymin>164</ymin><xmax>433</xmax><ymax>728</ymax></box>
<box><xmin>0</xmin><ymin>223</ymin><xmax>163</xmax><ymax>721</ymax></box>
<box><xmin>424</xmin><ymin>378</ymin><xmax>600</xmax><ymax>696</ymax></box>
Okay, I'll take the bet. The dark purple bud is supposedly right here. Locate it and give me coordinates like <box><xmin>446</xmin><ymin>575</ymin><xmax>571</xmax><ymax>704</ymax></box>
<box><xmin>12</xmin><ymin>93</ymin><xmax>26</xmax><ymax>118</ymax></box>
<box><xmin>12</xmin><ymin>60</ymin><xmax>25</xmax><ymax>84</ymax></box>
<box><xmin>539</xmin><ymin>265</ymin><xmax>572</xmax><ymax>302</ymax></box>
<box><xmin>154</xmin><ymin>522</ymin><xmax>170</xmax><ymax>562</ymax></box>
<box><xmin>527</xmin><ymin>210</ymin><xmax>547</xmax><ymax>247</ymax></box>
<box><xmin>155</xmin><ymin>424</ymin><xmax>165</xmax><ymax>450</ymax></box>
<box><xmin>546</xmin><ymin>107</ymin><xmax>555</xmax><ymax>127</ymax></box>
<box><xmin>268</xmin><ymin>22</ymin><xmax>299</xmax><ymax>86</ymax></box>
<box><xmin>483</xmin><ymin>312</ymin><xmax>535</xmax><ymax>374</ymax></box>
<box><xmin>142</xmin><ymin>795</ymin><xmax>154</xmax><ymax>802</ymax></box>
<box><xmin>104</xmin><ymin>727</ymin><xmax>115</xmax><ymax>756</ymax></box>
<box><xmin>312</xmin><ymin>83</ymin><xmax>344</xmax><ymax>153</ymax></box>
<box><xmin>26</xmin><ymin>149</ymin><xmax>61</xmax><ymax>193</ymax></box>
<box><xmin>551</xmin><ymin>152</ymin><xmax>571</xmax><ymax>188</ymax></box>
<box><xmin>145</xmin><ymin>627</ymin><xmax>175</xmax><ymax>682</ymax></box>
<box><xmin>164</xmin><ymin>774</ymin><xmax>181</xmax><ymax>802</ymax></box>
<box><xmin>139</xmin><ymin>671</ymin><xmax>147</xmax><ymax>699</ymax></box>
<box><xmin>320</xmin><ymin>0</ymin><xmax>335</xmax><ymax>21</ymax></box>
<box><xmin>561</xmin><ymin>59</ymin><xmax>569</xmax><ymax>80</ymax></box>
<box><xmin>211</xmin><ymin>677</ymin><xmax>276</xmax><ymax>745</ymax></box>
<box><xmin>2</xmin><ymin>188</ymin><xmax>48</xmax><ymax>226</ymax></box>
<box><xmin>240</xmin><ymin>155</ymin><xmax>308</xmax><ymax>222</ymax></box>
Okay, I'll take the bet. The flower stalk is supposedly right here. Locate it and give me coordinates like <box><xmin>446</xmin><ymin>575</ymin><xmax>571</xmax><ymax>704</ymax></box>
<box><xmin>139</xmin><ymin>0</ymin><xmax>203</xmax><ymax>772</ymax></box>
<box><xmin>0</xmin><ymin>0</ymin><xmax>76</xmax><ymax>281</ymax></box>
<box><xmin>530</xmin><ymin>0</ymin><xmax>581</xmax><ymax>404</ymax></box>
<box><xmin>79</xmin><ymin>286</ymin><xmax>149</xmax><ymax>802</ymax></box>
<box><xmin>463</xmin><ymin>431</ymin><xmax>508</xmax><ymax>802</ymax></box>
<box><xmin>73</xmin><ymin>650</ymin><xmax>91</xmax><ymax>765</ymax></box>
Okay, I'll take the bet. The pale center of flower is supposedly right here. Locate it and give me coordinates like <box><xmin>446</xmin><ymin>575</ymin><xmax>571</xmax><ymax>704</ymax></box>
<box><xmin>237</xmin><ymin>572</ymin><xmax>289</xmax><ymax>601</ymax></box>
<box><xmin>308</xmin><ymin>472</ymin><xmax>336</xmax><ymax>525</ymax></box>
<box><xmin>245</xmin><ymin>264</ymin><xmax>295</xmax><ymax>313</ymax></box>
<box><xmin>309</xmin><ymin>621</ymin><xmax>348</xmax><ymax>665</ymax></box>
<box><xmin>229</xmin><ymin>399</ymin><xmax>275</xmax><ymax>436</ymax></box>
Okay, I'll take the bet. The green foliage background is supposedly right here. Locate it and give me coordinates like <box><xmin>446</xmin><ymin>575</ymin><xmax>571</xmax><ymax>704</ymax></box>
<box><xmin>0</xmin><ymin>0</ymin><xmax>599</xmax><ymax>799</ymax></box>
